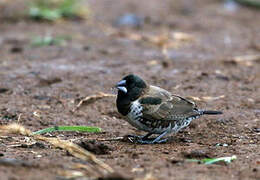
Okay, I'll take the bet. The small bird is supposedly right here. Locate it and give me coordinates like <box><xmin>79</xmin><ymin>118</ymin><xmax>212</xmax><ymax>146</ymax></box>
<box><xmin>115</xmin><ymin>74</ymin><xmax>222</xmax><ymax>144</ymax></box>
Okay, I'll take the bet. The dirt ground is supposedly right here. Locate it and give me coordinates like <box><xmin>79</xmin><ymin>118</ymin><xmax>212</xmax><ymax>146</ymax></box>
<box><xmin>0</xmin><ymin>0</ymin><xmax>260</xmax><ymax>179</ymax></box>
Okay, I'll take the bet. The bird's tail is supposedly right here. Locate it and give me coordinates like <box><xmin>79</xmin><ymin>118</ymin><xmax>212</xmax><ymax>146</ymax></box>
<box><xmin>200</xmin><ymin>110</ymin><xmax>223</xmax><ymax>115</ymax></box>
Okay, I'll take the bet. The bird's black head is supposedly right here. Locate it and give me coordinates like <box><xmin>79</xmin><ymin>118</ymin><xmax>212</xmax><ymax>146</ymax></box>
<box><xmin>116</xmin><ymin>74</ymin><xmax>147</xmax><ymax>115</ymax></box>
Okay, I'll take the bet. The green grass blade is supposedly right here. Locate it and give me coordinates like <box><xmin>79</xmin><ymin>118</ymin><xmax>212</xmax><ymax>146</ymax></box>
<box><xmin>186</xmin><ymin>159</ymin><xmax>200</xmax><ymax>163</ymax></box>
<box><xmin>186</xmin><ymin>155</ymin><xmax>237</xmax><ymax>165</ymax></box>
<box><xmin>32</xmin><ymin>126</ymin><xmax>102</xmax><ymax>135</ymax></box>
<box><xmin>31</xmin><ymin>35</ymin><xmax>67</xmax><ymax>47</ymax></box>
<box><xmin>28</xmin><ymin>0</ymin><xmax>88</xmax><ymax>21</ymax></box>
<box><xmin>235</xmin><ymin>0</ymin><xmax>260</xmax><ymax>8</ymax></box>
<box><xmin>203</xmin><ymin>155</ymin><xmax>237</xmax><ymax>164</ymax></box>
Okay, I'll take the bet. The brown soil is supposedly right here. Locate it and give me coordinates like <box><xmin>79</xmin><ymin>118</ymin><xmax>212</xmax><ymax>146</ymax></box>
<box><xmin>0</xmin><ymin>0</ymin><xmax>259</xmax><ymax>179</ymax></box>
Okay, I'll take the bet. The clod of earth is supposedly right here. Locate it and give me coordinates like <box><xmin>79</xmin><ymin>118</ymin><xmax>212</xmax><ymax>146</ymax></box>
<box><xmin>77</xmin><ymin>140</ymin><xmax>113</xmax><ymax>155</ymax></box>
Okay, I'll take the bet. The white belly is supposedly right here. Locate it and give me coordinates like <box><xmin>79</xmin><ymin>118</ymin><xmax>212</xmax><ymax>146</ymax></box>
<box><xmin>125</xmin><ymin>101</ymin><xmax>150</xmax><ymax>132</ymax></box>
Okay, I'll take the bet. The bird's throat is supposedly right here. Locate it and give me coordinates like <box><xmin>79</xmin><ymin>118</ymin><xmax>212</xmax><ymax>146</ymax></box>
<box><xmin>116</xmin><ymin>95</ymin><xmax>132</xmax><ymax>116</ymax></box>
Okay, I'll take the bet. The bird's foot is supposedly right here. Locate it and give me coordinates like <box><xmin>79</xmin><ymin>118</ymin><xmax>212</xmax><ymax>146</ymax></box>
<box><xmin>125</xmin><ymin>135</ymin><xmax>167</xmax><ymax>144</ymax></box>
<box><xmin>136</xmin><ymin>138</ymin><xmax>168</xmax><ymax>144</ymax></box>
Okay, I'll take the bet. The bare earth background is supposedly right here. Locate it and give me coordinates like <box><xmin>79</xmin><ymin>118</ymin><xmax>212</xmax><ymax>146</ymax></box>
<box><xmin>0</xmin><ymin>0</ymin><xmax>259</xmax><ymax>179</ymax></box>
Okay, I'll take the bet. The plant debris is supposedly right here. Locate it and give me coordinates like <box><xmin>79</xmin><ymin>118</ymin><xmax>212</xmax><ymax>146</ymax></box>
<box><xmin>223</xmin><ymin>54</ymin><xmax>260</xmax><ymax>66</ymax></box>
<box><xmin>73</xmin><ymin>92</ymin><xmax>116</xmax><ymax>112</ymax></box>
<box><xmin>0</xmin><ymin>123</ymin><xmax>114</xmax><ymax>175</ymax></box>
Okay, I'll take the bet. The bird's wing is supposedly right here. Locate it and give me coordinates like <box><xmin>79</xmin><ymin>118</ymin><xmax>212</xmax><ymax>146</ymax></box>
<box><xmin>140</xmin><ymin>86</ymin><xmax>199</xmax><ymax>121</ymax></box>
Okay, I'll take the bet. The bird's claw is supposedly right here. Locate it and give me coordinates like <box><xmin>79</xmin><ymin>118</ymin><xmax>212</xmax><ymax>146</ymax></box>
<box><xmin>126</xmin><ymin>135</ymin><xmax>143</xmax><ymax>139</ymax></box>
<box><xmin>126</xmin><ymin>135</ymin><xmax>143</xmax><ymax>143</ymax></box>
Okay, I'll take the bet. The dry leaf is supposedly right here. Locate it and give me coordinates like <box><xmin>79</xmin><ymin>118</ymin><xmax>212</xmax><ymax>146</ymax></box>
<box><xmin>107</xmin><ymin>28</ymin><xmax>193</xmax><ymax>49</ymax></box>
<box><xmin>171</xmin><ymin>32</ymin><xmax>194</xmax><ymax>41</ymax></box>
<box><xmin>224</xmin><ymin>54</ymin><xmax>260</xmax><ymax>66</ymax></box>
<box><xmin>147</xmin><ymin>60</ymin><xmax>158</xmax><ymax>66</ymax></box>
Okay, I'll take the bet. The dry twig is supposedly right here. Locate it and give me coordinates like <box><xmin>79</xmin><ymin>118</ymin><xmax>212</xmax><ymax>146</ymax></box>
<box><xmin>73</xmin><ymin>92</ymin><xmax>116</xmax><ymax>112</ymax></box>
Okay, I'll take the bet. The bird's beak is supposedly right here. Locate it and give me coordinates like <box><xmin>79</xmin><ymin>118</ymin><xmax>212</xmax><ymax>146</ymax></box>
<box><xmin>116</xmin><ymin>80</ymin><xmax>127</xmax><ymax>93</ymax></box>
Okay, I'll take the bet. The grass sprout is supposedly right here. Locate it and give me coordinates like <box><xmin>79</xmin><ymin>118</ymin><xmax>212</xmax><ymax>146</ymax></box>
<box><xmin>187</xmin><ymin>155</ymin><xmax>237</xmax><ymax>165</ymax></box>
<box><xmin>29</xmin><ymin>0</ymin><xmax>89</xmax><ymax>21</ymax></box>
<box><xmin>31</xmin><ymin>35</ymin><xmax>69</xmax><ymax>46</ymax></box>
<box><xmin>235</xmin><ymin>0</ymin><xmax>260</xmax><ymax>8</ymax></box>
<box><xmin>32</xmin><ymin>125</ymin><xmax>102</xmax><ymax>135</ymax></box>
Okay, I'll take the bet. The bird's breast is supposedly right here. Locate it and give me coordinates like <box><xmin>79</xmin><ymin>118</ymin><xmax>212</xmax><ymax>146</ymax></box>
<box><xmin>125</xmin><ymin>100</ymin><xmax>149</xmax><ymax>131</ymax></box>
<box><xmin>125</xmin><ymin>100</ymin><xmax>168</xmax><ymax>133</ymax></box>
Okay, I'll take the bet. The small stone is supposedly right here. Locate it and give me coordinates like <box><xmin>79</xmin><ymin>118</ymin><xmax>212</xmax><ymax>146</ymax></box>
<box><xmin>116</xmin><ymin>13</ymin><xmax>143</xmax><ymax>28</ymax></box>
<box><xmin>10</xmin><ymin>46</ymin><xmax>23</xmax><ymax>53</ymax></box>
<box><xmin>0</xmin><ymin>88</ymin><xmax>10</xmax><ymax>94</ymax></box>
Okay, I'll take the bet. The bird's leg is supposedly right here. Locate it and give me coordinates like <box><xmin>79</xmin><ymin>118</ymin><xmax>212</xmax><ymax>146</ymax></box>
<box><xmin>136</xmin><ymin>131</ymin><xmax>168</xmax><ymax>144</ymax></box>
<box><xmin>141</xmin><ymin>132</ymin><xmax>153</xmax><ymax>140</ymax></box>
